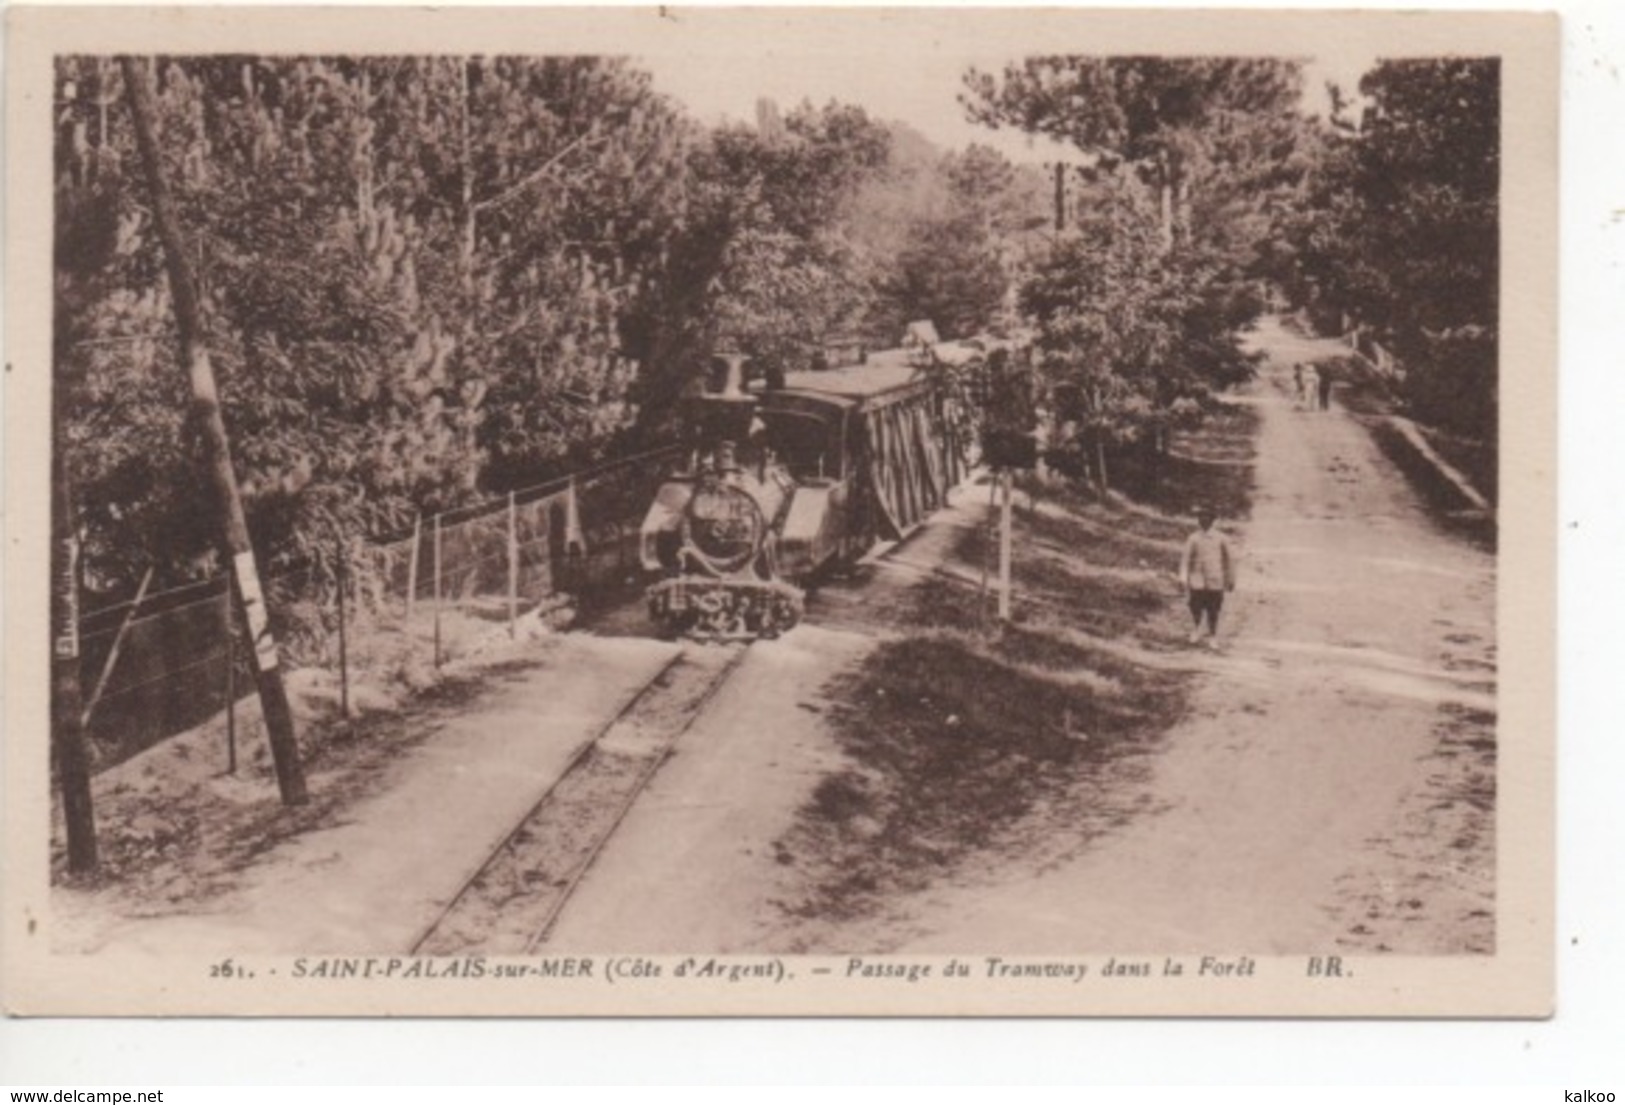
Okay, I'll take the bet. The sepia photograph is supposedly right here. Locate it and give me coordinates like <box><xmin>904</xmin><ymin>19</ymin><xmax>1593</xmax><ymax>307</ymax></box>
<box><xmin>3</xmin><ymin>6</ymin><xmax>1557</xmax><ymax>1017</ymax></box>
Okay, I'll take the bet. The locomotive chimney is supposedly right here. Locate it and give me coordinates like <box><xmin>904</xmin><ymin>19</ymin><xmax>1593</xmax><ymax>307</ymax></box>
<box><xmin>713</xmin><ymin>352</ymin><xmax>751</xmax><ymax>399</ymax></box>
<box><xmin>693</xmin><ymin>351</ymin><xmax>758</xmax><ymax>449</ymax></box>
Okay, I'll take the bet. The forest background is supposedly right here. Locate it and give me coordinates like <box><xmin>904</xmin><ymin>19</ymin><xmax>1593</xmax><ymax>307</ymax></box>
<box><xmin>53</xmin><ymin>53</ymin><xmax>1498</xmax><ymax>604</ymax></box>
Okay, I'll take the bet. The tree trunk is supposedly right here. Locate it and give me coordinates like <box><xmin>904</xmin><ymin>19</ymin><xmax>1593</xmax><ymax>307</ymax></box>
<box><xmin>51</xmin><ymin>437</ymin><xmax>98</xmax><ymax>874</ymax></box>
<box><xmin>458</xmin><ymin>57</ymin><xmax>475</xmax><ymax>295</ymax></box>
<box><xmin>121</xmin><ymin>56</ymin><xmax>308</xmax><ymax>806</ymax></box>
<box><xmin>1156</xmin><ymin>151</ymin><xmax>1174</xmax><ymax>254</ymax></box>
<box><xmin>356</xmin><ymin>67</ymin><xmax>374</xmax><ymax>226</ymax></box>
<box><xmin>1174</xmin><ymin>175</ymin><xmax>1191</xmax><ymax>246</ymax></box>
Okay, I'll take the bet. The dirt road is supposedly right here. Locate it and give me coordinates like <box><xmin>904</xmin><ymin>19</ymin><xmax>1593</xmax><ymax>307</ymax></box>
<box><xmin>897</xmin><ymin>316</ymin><xmax>1498</xmax><ymax>955</ymax></box>
<box><xmin>548</xmin><ymin>316</ymin><xmax>1497</xmax><ymax>956</ymax></box>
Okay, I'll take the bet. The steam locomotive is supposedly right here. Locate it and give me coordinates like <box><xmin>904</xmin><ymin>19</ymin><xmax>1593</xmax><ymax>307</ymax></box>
<box><xmin>638</xmin><ymin>345</ymin><xmax>984</xmax><ymax>640</ymax></box>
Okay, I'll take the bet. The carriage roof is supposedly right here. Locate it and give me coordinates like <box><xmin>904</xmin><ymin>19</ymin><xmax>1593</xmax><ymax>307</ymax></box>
<box><xmin>773</xmin><ymin>357</ymin><xmax>929</xmax><ymax>401</ymax></box>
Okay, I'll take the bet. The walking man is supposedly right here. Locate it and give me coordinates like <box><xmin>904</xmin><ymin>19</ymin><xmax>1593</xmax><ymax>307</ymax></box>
<box><xmin>1181</xmin><ymin>504</ymin><xmax>1236</xmax><ymax>649</ymax></box>
<box><xmin>1317</xmin><ymin>363</ymin><xmax>1334</xmax><ymax>410</ymax></box>
<box><xmin>1301</xmin><ymin>363</ymin><xmax>1321</xmax><ymax>413</ymax></box>
<box><xmin>1292</xmin><ymin>362</ymin><xmax>1306</xmax><ymax>408</ymax></box>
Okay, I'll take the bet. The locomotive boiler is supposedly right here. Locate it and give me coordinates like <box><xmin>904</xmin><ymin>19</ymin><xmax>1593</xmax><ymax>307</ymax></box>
<box><xmin>639</xmin><ymin>348</ymin><xmax>977</xmax><ymax>640</ymax></box>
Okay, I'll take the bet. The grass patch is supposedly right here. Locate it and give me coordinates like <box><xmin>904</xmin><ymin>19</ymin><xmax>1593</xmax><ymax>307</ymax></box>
<box><xmin>1418</xmin><ymin>425</ymin><xmax>1496</xmax><ymax>506</ymax></box>
<box><xmin>1369</xmin><ymin>422</ymin><xmax>1496</xmax><ymax>551</ymax></box>
<box><xmin>778</xmin><ymin>397</ymin><xmax>1257</xmax><ymax>925</ymax></box>
<box><xmin>52</xmin><ymin>657</ymin><xmax>544</xmax><ymax>897</ymax></box>
<box><xmin>1022</xmin><ymin>506</ymin><xmax>1183</xmax><ymax>571</ymax></box>
<box><xmin>779</xmin><ymin>629</ymin><xmax>1184</xmax><ymax>921</ymax></box>
<box><xmin>1111</xmin><ymin>406</ymin><xmax>1260</xmax><ymax>521</ymax></box>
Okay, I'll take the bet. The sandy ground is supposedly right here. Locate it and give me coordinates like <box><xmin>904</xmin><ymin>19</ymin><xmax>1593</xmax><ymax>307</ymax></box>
<box><xmin>52</xmin><ymin>631</ymin><xmax>679</xmax><ymax>955</ymax></box>
<box><xmin>543</xmin><ymin>624</ymin><xmax>877</xmax><ymax>953</ymax></box>
<box><xmin>546</xmin><ymin>315</ymin><xmax>1496</xmax><ymax>956</ymax></box>
<box><xmin>416</xmin><ymin>642</ymin><xmax>748</xmax><ymax>955</ymax></box>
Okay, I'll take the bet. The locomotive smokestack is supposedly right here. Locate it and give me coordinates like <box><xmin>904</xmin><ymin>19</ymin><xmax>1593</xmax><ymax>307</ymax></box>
<box><xmin>714</xmin><ymin>352</ymin><xmax>751</xmax><ymax>399</ymax></box>
<box><xmin>693</xmin><ymin>351</ymin><xmax>758</xmax><ymax>449</ymax></box>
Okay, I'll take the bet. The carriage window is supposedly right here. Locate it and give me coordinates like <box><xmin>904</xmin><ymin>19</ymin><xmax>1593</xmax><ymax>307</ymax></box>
<box><xmin>756</xmin><ymin>410</ymin><xmax>842</xmax><ymax>480</ymax></box>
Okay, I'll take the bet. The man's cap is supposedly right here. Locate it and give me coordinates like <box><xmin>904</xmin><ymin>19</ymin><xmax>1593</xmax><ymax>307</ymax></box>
<box><xmin>1194</xmin><ymin>504</ymin><xmax>1216</xmax><ymax>518</ymax></box>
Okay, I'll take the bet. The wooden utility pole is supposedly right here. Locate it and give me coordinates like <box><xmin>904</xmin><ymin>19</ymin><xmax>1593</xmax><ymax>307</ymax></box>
<box><xmin>51</xmin><ymin>434</ymin><xmax>98</xmax><ymax>873</ymax></box>
<box><xmin>406</xmin><ymin>513</ymin><xmax>422</xmax><ymax>620</ymax></box>
<box><xmin>120</xmin><ymin>56</ymin><xmax>307</xmax><ymax>805</ymax></box>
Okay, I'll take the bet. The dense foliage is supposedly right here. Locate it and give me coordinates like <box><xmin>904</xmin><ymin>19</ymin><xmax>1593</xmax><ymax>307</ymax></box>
<box><xmin>1284</xmin><ymin>59</ymin><xmax>1499</xmax><ymax>440</ymax></box>
<box><xmin>963</xmin><ymin>57</ymin><xmax>1316</xmax><ymax>486</ymax></box>
<box><xmin>55</xmin><ymin>52</ymin><xmax>1498</xmax><ymax>595</ymax></box>
<box><xmin>858</xmin><ymin>140</ymin><xmax>1049</xmax><ymax>341</ymax></box>
<box><xmin>57</xmin><ymin>57</ymin><xmax>699</xmax><ymax>588</ymax></box>
<box><xmin>56</xmin><ymin>59</ymin><xmax>1039</xmax><ymax>595</ymax></box>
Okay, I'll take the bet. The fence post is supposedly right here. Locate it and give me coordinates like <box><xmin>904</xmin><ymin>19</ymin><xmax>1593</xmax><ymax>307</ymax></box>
<box><xmin>566</xmin><ymin>476</ymin><xmax>582</xmax><ymax>585</ymax></box>
<box><xmin>613</xmin><ymin>476</ymin><xmax>630</xmax><ymax>573</ymax></box>
<box><xmin>507</xmin><ymin>491</ymin><xmax>518</xmax><ymax>638</ymax></box>
<box><xmin>336</xmin><ymin>538</ymin><xmax>350</xmax><ymax>719</ymax></box>
<box><xmin>406</xmin><ymin>513</ymin><xmax>421</xmax><ymax>621</ymax></box>
<box><xmin>433</xmin><ymin>512</ymin><xmax>443</xmax><ymax>670</ymax></box>
<box><xmin>978</xmin><ymin>475</ymin><xmax>997</xmax><ymax>632</ymax></box>
<box><xmin>225</xmin><ymin>583</ymin><xmax>236</xmax><ymax>774</ymax></box>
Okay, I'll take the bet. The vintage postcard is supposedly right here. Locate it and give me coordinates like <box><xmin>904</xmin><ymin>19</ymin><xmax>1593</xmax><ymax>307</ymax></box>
<box><xmin>4</xmin><ymin>6</ymin><xmax>1557</xmax><ymax>1017</ymax></box>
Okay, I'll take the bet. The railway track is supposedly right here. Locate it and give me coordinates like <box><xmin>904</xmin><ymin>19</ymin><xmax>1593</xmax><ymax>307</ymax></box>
<box><xmin>410</xmin><ymin>641</ymin><xmax>749</xmax><ymax>956</ymax></box>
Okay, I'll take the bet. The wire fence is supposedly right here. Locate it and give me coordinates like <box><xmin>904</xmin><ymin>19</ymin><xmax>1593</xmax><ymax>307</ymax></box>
<box><xmin>73</xmin><ymin>445</ymin><xmax>687</xmax><ymax>776</ymax></box>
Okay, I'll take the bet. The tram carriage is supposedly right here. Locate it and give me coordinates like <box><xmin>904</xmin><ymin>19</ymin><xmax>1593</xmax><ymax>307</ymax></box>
<box><xmin>639</xmin><ymin>345</ymin><xmax>983</xmax><ymax>640</ymax></box>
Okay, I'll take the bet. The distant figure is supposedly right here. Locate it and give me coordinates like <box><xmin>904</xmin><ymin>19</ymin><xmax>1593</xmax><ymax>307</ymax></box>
<box><xmin>1317</xmin><ymin>364</ymin><xmax>1334</xmax><ymax>410</ymax></box>
<box><xmin>1292</xmin><ymin>362</ymin><xmax>1306</xmax><ymax>408</ymax></box>
<box><xmin>1301</xmin><ymin>363</ymin><xmax>1321</xmax><ymax>413</ymax></box>
<box><xmin>1181</xmin><ymin>504</ymin><xmax>1236</xmax><ymax>649</ymax></box>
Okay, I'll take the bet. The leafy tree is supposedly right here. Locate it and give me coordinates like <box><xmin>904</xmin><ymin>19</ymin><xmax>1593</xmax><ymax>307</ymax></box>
<box><xmin>58</xmin><ymin>57</ymin><xmax>493</xmax><ymax>587</ymax></box>
<box><xmin>448</xmin><ymin>57</ymin><xmax>697</xmax><ymax>486</ymax></box>
<box><xmin>1288</xmin><ymin>58</ymin><xmax>1499</xmax><ymax>440</ymax></box>
<box><xmin>625</xmin><ymin>99</ymin><xmax>894</xmax><ymax>416</ymax></box>
<box><xmin>879</xmin><ymin>210</ymin><xmax>1010</xmax><ymax>342</ymax></box>
<box><xmin>963</xmin><ymin>57</ymin><xmax>1306</xmax><ymax>250</ymax></box>
<box><xmin>53</xmin><ymin>55</ymin><xmax>700</xmax><ymax>591</ymax></box>
<box><xmin>1022</xmin><ymin>176</ymin><xmax>1214</xmax><ymax>489</ymax></box>
<box><xmin>55</xmin><ymin>57</ymin><xmax>237</xmax><ymax>589</ymax></box>
<box><xmin>850</xmin><ymin>138</ymin><xmax>1046</xmax><ymax>343</ymax></box>
<box><xmin>962</xmin><ymin>57</ymin><xmax>1303</xmax><ymax>490</ymax></box>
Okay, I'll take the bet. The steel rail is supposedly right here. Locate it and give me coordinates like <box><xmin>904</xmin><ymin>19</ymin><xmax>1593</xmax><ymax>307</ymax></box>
<box><xmin>404</xmin><ymin>644</ymin><xmax>745</xmax><ymax>956</ymax></box>
<box><xmin>520</xmin><ymin>642</ymin><xmax>750</xmax><ymax>954</ymax></box>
